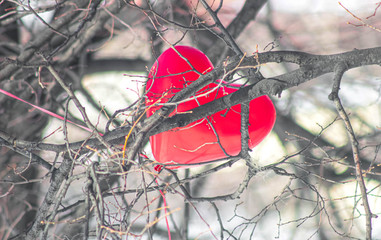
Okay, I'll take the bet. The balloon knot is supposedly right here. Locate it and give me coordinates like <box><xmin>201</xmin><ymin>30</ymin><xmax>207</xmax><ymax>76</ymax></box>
<box><xmin>154</xmin><ymin>165</ymin><xmax>163</xmax><ymax>172</ymax></box>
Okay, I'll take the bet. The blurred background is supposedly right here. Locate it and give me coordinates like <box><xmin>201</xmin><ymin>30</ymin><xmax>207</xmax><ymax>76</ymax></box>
<box><xmin>1</xmin><ymin>0</ymin><xmax>380</xmax><ymax>239</ymax></box>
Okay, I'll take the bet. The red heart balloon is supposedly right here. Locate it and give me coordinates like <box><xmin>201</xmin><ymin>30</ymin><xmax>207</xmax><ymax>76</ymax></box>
<box><xmin>146</xmin><ymin>46</ymin><xmax>276</xmax><ymax>166</ymax></box>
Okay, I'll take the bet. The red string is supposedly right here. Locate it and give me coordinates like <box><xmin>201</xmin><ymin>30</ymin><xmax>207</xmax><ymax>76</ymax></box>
<box><xmin>0</xmin><ymin>88</ymin><xmax>93</xmax><ymax>133</ymax></box>
<box><xmin>1</xmin><ymin>87</ymin><xmax>172</xmax><ymax>238</ymax></box>
<box><xmin>155</xmin><ymin>177</ymin><xmax>171</xmax><ymax>240</ymax></box>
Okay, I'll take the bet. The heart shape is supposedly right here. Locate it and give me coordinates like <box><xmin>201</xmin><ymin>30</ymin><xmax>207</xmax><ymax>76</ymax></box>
<box><xmin>145</xmin><ymin>46</ymin><xmax>276</xmax><ymax>166</ymax></box>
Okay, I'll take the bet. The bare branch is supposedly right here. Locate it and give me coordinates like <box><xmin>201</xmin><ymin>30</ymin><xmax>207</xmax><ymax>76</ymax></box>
<box><xmin>0</xmin><ymin>0</ymin><xmax>91</xmax><ymax>80</ymax></box>
<box><xmin>329</xmin><ymin>62</ymin><xmax>374</xmax><ymax>240</ymax></box>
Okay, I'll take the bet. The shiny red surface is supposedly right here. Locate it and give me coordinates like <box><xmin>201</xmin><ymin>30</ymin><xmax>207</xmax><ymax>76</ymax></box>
<box><xmin>146</xmin><ymin>46</ymin><xmax>276</xmax><ymax>166</ymax></box>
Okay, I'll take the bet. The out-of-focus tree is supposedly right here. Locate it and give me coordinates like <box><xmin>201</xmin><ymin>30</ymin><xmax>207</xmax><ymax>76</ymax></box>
<box><xmin>0</xmin><ymin>0</ymin><xmax>380</xmax><ymax>239</ymax></box>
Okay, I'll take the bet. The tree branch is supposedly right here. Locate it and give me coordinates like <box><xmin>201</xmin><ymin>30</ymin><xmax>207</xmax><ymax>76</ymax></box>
<box><xmin>199</xmin><ymin>0</ymin><xmax>243</xmax><ymax>57</ymax></box>
<box><xmin>0</xmin><ymin>0</ymin><xmax>91</xmax><ymax>81</ymax></box>
<box><xmin>2</xmin><ymin>47</ymin><xmax>380</xmax><ymax>157</ymax></box>
<box><xmin>24</xmin><ymin>157</ymin><xmax>74</xmax><ymax>240</ymax></box>
<box><xmin>150</xmin><ymin>47</ymin><xmax>381</xmax><ymax>137</ymax></box>
<box><xmin>329</xmin><ymin>62</ymin><xmax>374</xmax><ymax>240</ymax></box>
<box><xmin>207</xmin><ymin>0</ymin><xmax>268</xmax><ymax>62</ymax></box>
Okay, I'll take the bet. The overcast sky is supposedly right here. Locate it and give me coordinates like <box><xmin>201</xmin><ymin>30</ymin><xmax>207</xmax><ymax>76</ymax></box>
<box><xmin>272</xmin><ymin>0</ymin><xmax>378</xmax><ymax>13</ymax></box>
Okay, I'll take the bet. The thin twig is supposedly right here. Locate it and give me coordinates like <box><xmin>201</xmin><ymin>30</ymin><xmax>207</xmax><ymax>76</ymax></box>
<box><xmin>26</xmin><ymin>0</ymin><xmax>67</xmax><ymax>37</ymax></box>
<box><xmin>199</xmin><ymin>0</ymin><xmax>243</xmax><ymax>57</ymax></box>
<box><xmin>339</xmin><ymin>2</ymin><xmax>381</xmax><ymax>33</ymax></box>
<box><xmin>187</xmin><ymin>165</ymin><xmax>256</xmax><ymax>202</ymax></box>
<box><xmin>329</xmin><ymin>62</ymin><xmax>373</xmax><ymax>240</ymax></box>
<box><xmin>44</xmin><ymin>61</ymin><xmax>114</xmax><ymax>153</ymax></box>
